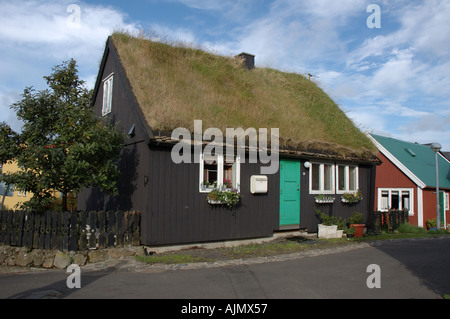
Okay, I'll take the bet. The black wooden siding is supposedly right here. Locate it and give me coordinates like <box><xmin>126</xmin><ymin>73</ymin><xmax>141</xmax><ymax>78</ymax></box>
<box><xmin>145</xmin><ymin>145</ymin><xmax>279</xmax><ymax>246</ymax></box>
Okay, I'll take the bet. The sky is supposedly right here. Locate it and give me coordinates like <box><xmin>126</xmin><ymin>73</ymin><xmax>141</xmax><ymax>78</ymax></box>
<box><xmin>1</xmin><ymin>0</ymin><xmax>449</xmax><ymax>150</ymax></box>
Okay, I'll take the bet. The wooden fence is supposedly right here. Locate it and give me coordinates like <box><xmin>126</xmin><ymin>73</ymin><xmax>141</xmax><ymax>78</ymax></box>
<box><xmin>0</xmin><ymin>210</ymin><xmax>141</xmax><ymax>251</ymax></box>
<box><xmin>371</xmin><ymin>209</ymin><xmax>409</xmax><ymax>233</ymax></box>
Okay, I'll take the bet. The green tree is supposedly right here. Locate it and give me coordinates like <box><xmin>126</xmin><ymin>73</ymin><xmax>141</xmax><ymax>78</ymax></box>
<box><xmin>0</xmin><ymin>122</ymin><xmax>20</xmax><ymax>165</ymax></box>
<box><xmin>0</xmin><ymin>59</ymin><xmax>125</xmax><ymax>212</ymax></box>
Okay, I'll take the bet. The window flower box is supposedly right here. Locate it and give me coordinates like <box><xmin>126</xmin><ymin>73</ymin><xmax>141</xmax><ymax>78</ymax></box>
<box><xmin>341</xmin><ymin>189</ymin><xmax>363</xmax><ymax>204</ymax></box>
<box><xmin>207</xmin><ymin>188</ymin><xmax>240</xmax><ymax>208</ymax></box>
<box><xmin>315</xmin><ymin>195</ymin><xmax>335</xmax><ymax>204</ymax></box>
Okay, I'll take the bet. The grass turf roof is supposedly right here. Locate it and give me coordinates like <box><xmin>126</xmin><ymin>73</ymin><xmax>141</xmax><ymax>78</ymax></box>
<box><xmin>111</xmin><ymin>32</ymin><xmax>377</xmax><ymax>160</ymax></box>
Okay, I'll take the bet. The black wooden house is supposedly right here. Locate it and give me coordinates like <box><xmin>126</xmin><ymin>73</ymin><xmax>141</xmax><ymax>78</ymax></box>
<box><xmin>78</xmin><ymin>33</ymin><xmax>379</xmax><ymax>246</ymax></box>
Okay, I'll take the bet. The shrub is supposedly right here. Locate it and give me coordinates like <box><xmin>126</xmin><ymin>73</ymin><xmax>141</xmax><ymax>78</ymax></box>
<box><xmin>348</xmin><ymin>212</ymin><xmax>364</xmax><ymax>224</ymax></box>
<box><xmin>315</xmin><ymin>210</ymin><xmax>346</xmax><ymax>230</ymax></box>
<box><xmin>397</xmin><ymin>223</ymin><xmax>427</xmax><ymax>234</ymax></box>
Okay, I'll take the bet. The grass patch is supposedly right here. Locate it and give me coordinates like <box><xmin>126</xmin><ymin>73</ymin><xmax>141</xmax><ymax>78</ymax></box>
<box><xmin>224</xmin><ymin>240</ymin><xmax>307</xmax><ymax>259</ymax></box>
<box><xmin>397</xmin><ymin>223</ymin><xmax>428</xmax><ymax>234</ymax></box>
<box><xmin>136</xmin><ymin>254</ymin><xmax>212</xmax><ymax>265</ymax></box>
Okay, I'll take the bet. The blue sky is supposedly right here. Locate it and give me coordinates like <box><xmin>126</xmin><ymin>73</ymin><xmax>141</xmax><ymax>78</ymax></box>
<box><xmin>1</xmin><ymin>0</ymin><xmax>449</xmax><ymax>150</ymax></box>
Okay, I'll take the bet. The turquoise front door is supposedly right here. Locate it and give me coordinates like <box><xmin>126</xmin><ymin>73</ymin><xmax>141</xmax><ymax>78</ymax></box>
<box><xmin>279</xmin><ymin>160</ymin><xmax>301</xmax><ymax>227</ymax></box>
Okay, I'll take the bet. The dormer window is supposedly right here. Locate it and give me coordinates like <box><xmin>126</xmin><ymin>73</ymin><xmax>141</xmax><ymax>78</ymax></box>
<box><xmin>102</xmin><ymin>73</ymin><xmax>114</xmax><ymax>116</ymax></box>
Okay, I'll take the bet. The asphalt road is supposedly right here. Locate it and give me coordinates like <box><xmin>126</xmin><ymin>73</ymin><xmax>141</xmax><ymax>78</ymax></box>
<box><xmin>1</xmin><ymin>237</ymin><xmax>449</xmax><ymax>302</ymax></box>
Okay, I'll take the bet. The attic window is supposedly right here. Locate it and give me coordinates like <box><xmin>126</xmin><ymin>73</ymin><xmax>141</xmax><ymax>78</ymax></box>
<box><xmin>405</xmin><ymin>148</ymin><xmax>416</xmax><ymax>157</ymax></box>
<box><xmin>102</xmin><ymin>73</ymin><xmax>114</xmax><ymax>116</ymax></box>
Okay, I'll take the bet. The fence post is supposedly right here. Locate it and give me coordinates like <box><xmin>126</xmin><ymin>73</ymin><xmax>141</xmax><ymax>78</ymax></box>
<box><xmin>78</xmin><ymin>211</ymin><xmax>87</xmax><ymax>251</ymax></box>
<box><xmin>0</xmin><ymin>211</ymin><xmax>6</xmax><ymax>244</ymax></box>
<box><xmin>116</xmin><ymin>211</ymin><xmax>125</xmax><ymax>247</ymax></box>
<box><xmin>88</xmin><ymin>211</ymin><xmax>97</xmax><ymax>250</ymax></box>
<box><xmin>61</xmin><ymin>212</ymin><xmax>70</xmax><ymax>251</ymax></box>
<box><xmin>132</xmin><ymin>211</ymin><xmax>141</xmax><ymax>246</ymax></box>
<box><xmin>98</xmin><ymin>211</ymin><xmax>106</xmax><ymax>249</ymax></box>
<box><xmin>69</xmin><ymin>212</ymin><xmax>79</xmax><ymax>251</ymax></box>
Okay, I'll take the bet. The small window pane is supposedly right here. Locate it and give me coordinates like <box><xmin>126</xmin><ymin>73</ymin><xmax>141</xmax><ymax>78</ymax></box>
<box><xmin>203</xmin><ymin>154</ymin><xmax>218</xmax><ymax>189</ymax></box>
<box><xmin>349</xmin><ymin>166</ymin><xmax>357</xmax><ymax>191</ymax></box>
<box><xmin>381</xmin><ymin>191</ymin><xmax>389</xmax><ymax>210</ymax></box>
<box><xmin>224</xmin><ymin>163</ymin><xmax>233</xmax><ymax>188</ymax></box>
<box><xmin>402</xmin><ymin>191</ymin><xmax>410</xmax><ymax>210</ymax></box>
<box><xmin>323</xmin><ymin>164</ymin><xmax>333</xmax><ymax>191</ymax></box>
<box><xmin>338</xmin><ymin>166</ymin><xmax>346</xmax><ymax>191</ymax></box>
<box><xmin>391</xmin><ymin>191</ymin><xmax>399</xmax><ymax>209</ymax></box>
<box><xmin>311</xmin><ymin>164</ymin><xmax>320</xmax><ymax>191</ymax></box>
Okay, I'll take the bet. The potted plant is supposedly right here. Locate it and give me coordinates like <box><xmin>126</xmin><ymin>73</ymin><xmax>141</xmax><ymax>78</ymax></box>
<box><xmin>348</xmin><ymin>212</ymin><xmax>365</xmax><ymax>237</ymax></box>
<box><xmin>316</xmin><ymin>210</ymin><xmax>345</xmax><ymax>239</ymax></box>
<box><xmin>426</xmin><ymin>218</ymin><xmax>437</xmax><ymax>230</ymax></box>
<box><xmin>344</xmin><ymin>226</ymin><xmax>356</xmax><ymax>238</ymax></box>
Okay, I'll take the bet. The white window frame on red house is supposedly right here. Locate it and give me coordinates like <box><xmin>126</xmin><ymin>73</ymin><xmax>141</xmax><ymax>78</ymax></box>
<box><xmin>377</xmin><ymin>188</ymin><xmax>414</xmax><ymax>216</ymax></box>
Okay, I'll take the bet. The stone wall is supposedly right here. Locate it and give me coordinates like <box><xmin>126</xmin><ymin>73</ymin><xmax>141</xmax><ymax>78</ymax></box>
<box><xmin>0</xmin><ymin>245</ymin><xmax>147</xmax><ymax>270</ymax></box>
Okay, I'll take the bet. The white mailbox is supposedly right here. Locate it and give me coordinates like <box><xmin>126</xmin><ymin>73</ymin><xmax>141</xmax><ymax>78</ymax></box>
<box><xmin>250</xmin><ymin>175</ymin><xmax>268</xmax><ymax>194</ymax></box>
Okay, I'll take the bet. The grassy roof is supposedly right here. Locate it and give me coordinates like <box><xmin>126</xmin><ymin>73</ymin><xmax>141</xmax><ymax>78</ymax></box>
<box><xmin>111</xmin><ymin>32</ymin><xmax>377</xmax><ymax>160</ymax></box>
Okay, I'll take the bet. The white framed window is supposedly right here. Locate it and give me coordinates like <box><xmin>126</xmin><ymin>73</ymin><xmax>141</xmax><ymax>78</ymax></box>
<box><xmin>102</xmin><ymin>73</ymin><xmax>114</xmax><ymax>116</ymax></box>
<box><xmin>310</xmin><ymin>162</ymin><xmax>335</xmax><ymax>194</ymax></box>
<box><xmin>199</xmin><ymin>151</ymin><xmax>240</xmax><ymax>192</ymax></box>
<box><xmin>377</xmin><ymin>188</ymin><xmax>414</xmax><ymax>215</ymax></box>
<box><xmin>336</xmin><ymin>165</ymin><xmax>359</xmax><ymax>193</ymax></box>
<box><xmin>17</xmin><ymin>190</ymin><xmax>27</xmax><ymax>197</ymax></box>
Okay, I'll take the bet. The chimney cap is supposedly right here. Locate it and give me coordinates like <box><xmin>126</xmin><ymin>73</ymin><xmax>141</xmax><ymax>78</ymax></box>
<box><xmin>236</xmin><ymin>52</ymin><xmax>255</xmax><ymax>70</ymax></box>
<box><xmin>237</xmin><ymin>52</ymin><xmax>255</xmax><ymax>57</ymax></box>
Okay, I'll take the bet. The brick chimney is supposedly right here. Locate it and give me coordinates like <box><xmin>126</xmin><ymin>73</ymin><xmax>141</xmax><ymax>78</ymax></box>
<box><xmin>236</xmin><ymin>52</ymin><xmax>255</xmax><ymax>70</ymax></box>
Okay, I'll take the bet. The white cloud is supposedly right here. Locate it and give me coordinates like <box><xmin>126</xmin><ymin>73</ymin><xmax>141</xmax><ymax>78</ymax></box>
<box><xmin>0</xmin><ymin>1</ymin><xmax>140</xmax><ymax>63</ymax></box>
<box><xmin>0</xmin><ymin>0</ymin><xmax>139</xmax><ymax>129</ymax></box>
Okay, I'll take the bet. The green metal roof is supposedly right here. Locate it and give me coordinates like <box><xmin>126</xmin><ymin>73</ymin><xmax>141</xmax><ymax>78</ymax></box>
<box><xmin>370</xmin><ymin>134</ymin><xmax>450</xmax><ymax>189</ymax></box>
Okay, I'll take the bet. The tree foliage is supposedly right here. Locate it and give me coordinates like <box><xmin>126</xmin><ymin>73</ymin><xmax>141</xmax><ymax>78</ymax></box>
<box><xmin>0</xmin><ymin>59</ymin><xmax>125</xmax><ymax>212</ymax></box>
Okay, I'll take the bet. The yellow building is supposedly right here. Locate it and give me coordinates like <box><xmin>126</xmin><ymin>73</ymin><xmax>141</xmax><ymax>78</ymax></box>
<box><xmin>0</xmin><ymin>161</ymin><xmax>33</xmax><ymax>210</ymax></box>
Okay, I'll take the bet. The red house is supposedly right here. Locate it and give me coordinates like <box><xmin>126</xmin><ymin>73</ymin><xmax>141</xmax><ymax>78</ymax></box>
<box><xmin>369</xmin><ymin>134</ymin><xmax>450</xmax><ymax>229</ymax></box>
